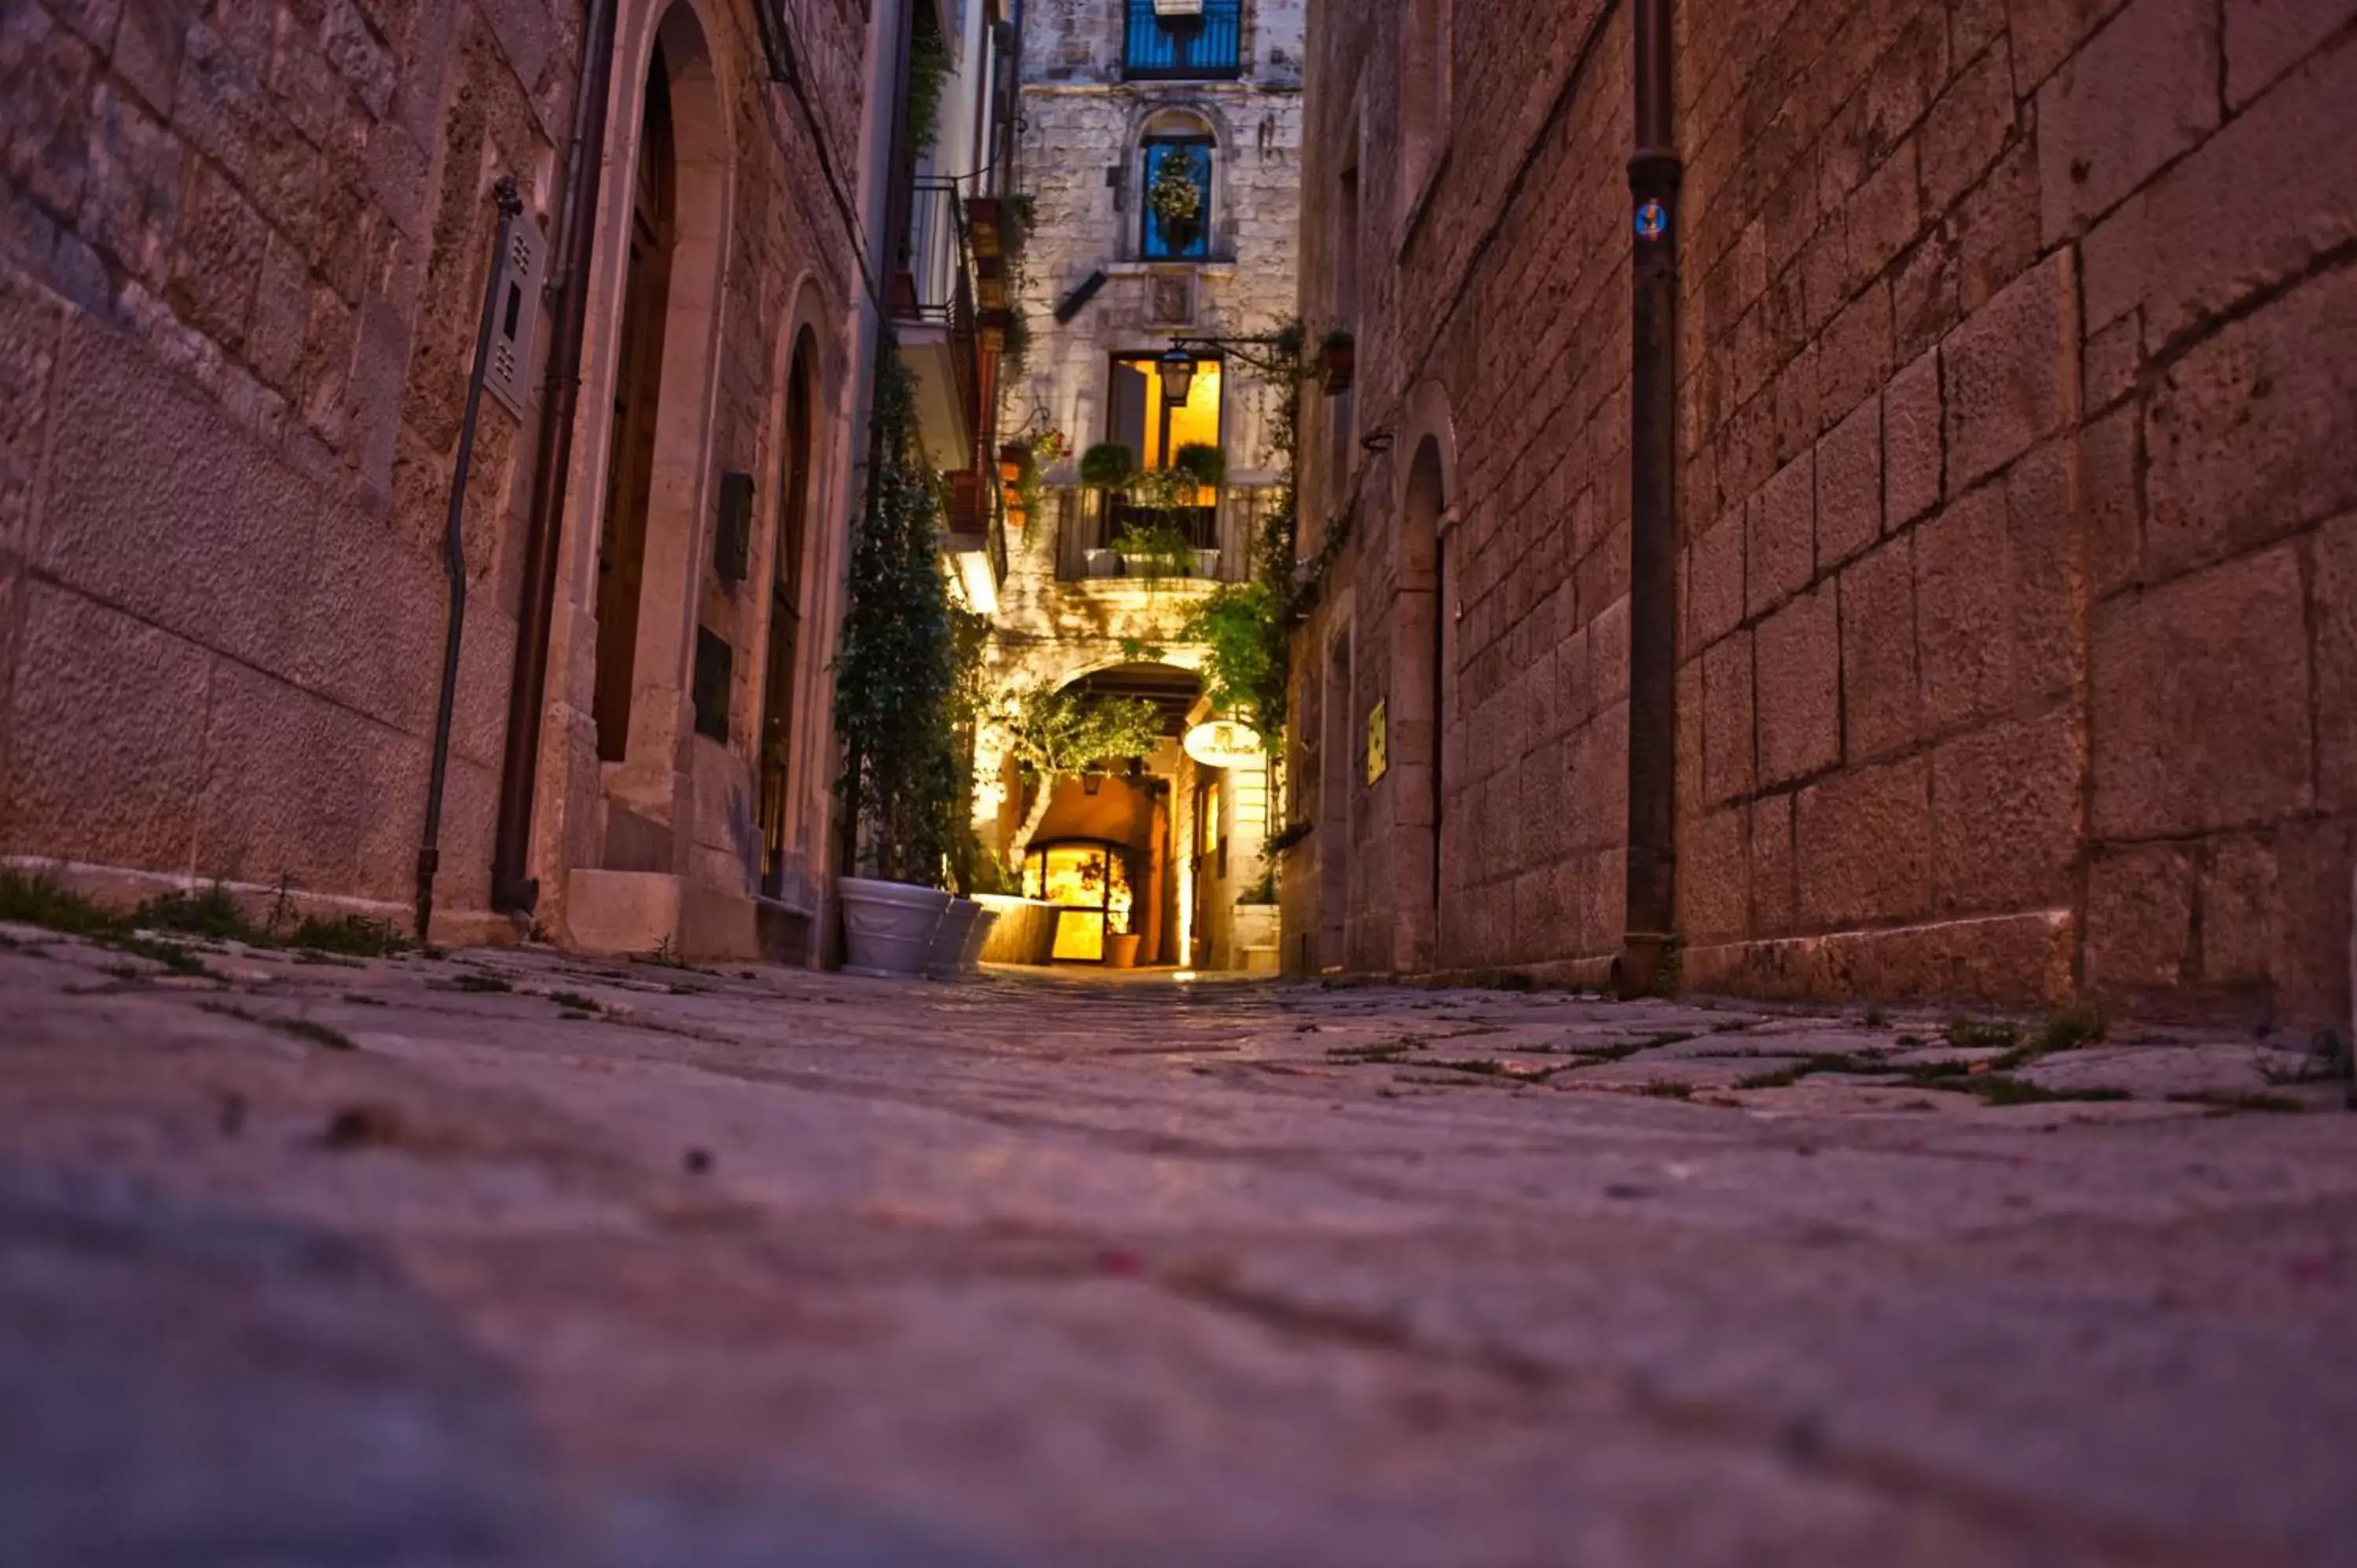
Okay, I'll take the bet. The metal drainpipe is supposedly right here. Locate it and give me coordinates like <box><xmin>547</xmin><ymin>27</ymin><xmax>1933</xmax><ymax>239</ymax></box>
<box><xmin>492</xmin><ymin>0</ymin><xmax>621</xmax><ymax>919</ymax></box>
<box><xmin>417</xmin><ymin>175</ymin><xmax>524</xmax><ymax>942</ymax></box>
<box><xmin>1615</xmin><ymin>0</ymin><xmax>1681</xmax><ymax>998</ymax></box>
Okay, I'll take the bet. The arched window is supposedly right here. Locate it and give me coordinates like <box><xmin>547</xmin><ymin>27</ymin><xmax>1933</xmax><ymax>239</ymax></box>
<box><xmin>1139</xmin><ymin>111</ymin><xmax>1215</xmax><ymax>260</ymax></box>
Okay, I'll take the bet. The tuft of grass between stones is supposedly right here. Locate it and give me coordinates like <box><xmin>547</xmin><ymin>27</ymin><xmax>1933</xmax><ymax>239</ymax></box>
<box><xmin>0</xmin><ymin>869</ymin><xmax>405</xmax><ymax>967</ymax></box>
<box><xmin>446</xmin><ymin>973</ymin><xmax>512</xmax><ymax>994</ymax></box>
<box><xmin>197</xmin><ymin>1001</ymin><xmax>356</xmax><ymax>1051</ymax></box>
<box><xmin>1944</xmin><ymin>1016</ymin><xmax>2022</xmax><ymax>1050</ymax></box>
<box><xmin>1736</xmin><ymin>1009</ymin><xmax>2125</xmax><ymax>1105</ymax></box>
<box><xmin>2169</xmin><ymin>1090</ymin><xmax>2308</xmax><ymax>1115</ymax></box>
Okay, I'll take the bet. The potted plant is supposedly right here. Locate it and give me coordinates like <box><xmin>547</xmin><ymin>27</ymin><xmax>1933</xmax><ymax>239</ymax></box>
<box><xmin>1079</xmin><ymin>441</ymin><xmax>1136</xmax><ymax>577</ymax></box>
<box><xmin>834</xmin><ymin>343</ymin><xmax>962</xmax><ymax>976</ymax></box>
<box><xmin>1078</xmin><ymin>441</ymin><xmax>1135</xmax><ymax>491</ymax></box>
<box><xmin>1233</xmin><ymin>856</ymin><xmax>1280</xmax><ymax>972</ymax></box>
<box><xmin>1112</xmin><ymin>513</ymin><xmax>1195</xmax><ymax>587</ymax></box>
<box><xmin>1171</xmin><ymin>441</ymin><xmax>1226</xmax><ymax>489</ymax></box>
<box><xmin>1319</xmin><ymin>328</ymin><xmax>1355</xmax><ymax>395</ymax></box>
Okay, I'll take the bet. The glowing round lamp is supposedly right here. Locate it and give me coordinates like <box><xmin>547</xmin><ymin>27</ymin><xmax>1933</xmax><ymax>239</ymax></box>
<box><xmin>1183</xmin><ymin>720</ymin><xmax>1261</xmax><ymax>770</ymax></box>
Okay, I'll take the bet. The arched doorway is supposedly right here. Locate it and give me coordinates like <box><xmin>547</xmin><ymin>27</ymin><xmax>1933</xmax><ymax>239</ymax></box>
<box><xmin>593</xmin><ymin>42</ymin><xmax>677</xmax><ymax>764</ymax></box>
<box><xmin>1001</xmin><ymin>662</ymin><xmax>1201</xmax><ymax>967</ymax></box>
<box><xmin>1395</xmin><ymin>435</ymin><xmax>1447</xmax><ymax>971</ymax></box>
<box><xmin>758</xmin><ymin>331</ymin><xmax>816</xmax><ymax>896</ymax></box>
<box><xmin>1024</xmin><ymin>839</ymin><xmax>1138</xmax><ymax>963</ymax></box>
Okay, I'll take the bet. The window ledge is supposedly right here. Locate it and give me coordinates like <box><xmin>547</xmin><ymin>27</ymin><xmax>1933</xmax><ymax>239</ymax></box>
<box><xmin>1108</xmin><ymin>259</ymin><xmax>1237</xmax><ymax>277</ymax></box>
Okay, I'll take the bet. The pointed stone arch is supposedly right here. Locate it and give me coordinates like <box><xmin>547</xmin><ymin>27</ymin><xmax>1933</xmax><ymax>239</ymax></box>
<box><xmin>1389</xmin><ymin>379</ymin><xmax>1457</xmax><ymax>972</ymax></box>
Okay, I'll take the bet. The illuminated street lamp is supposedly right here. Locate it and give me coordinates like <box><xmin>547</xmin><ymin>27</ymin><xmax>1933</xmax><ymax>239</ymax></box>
<box><xmin>1156</xmin><ymin>346</ymin><xmax>1197</xmax><ymax>405</ymax></box>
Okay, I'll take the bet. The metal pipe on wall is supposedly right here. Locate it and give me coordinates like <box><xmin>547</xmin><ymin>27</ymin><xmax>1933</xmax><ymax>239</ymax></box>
<box><xmin>417</xmin><ymin>175</ymin><xmax>524</xmax><ymax>942</ymax></box>
<box><xmin>1616</xmin><ymin>0</ymin><xmax>1681</xmax><ymax>998</ymax></box>
<box><xmin>492</xmin><ymin>0</ymin><xmax>621</xmax><ymax>918</ymax></box>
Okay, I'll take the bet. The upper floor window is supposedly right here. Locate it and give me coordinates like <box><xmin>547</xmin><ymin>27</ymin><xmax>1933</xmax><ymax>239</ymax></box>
<box><xmin>1124</xmin><ymin>0</ymin><xmax>1242</xmax><ymax>81</ymax></box>
<box><xmin>1142</xmin><ymin>136</ymin><xmax>1213</xmax><ymax>259</ymax></box>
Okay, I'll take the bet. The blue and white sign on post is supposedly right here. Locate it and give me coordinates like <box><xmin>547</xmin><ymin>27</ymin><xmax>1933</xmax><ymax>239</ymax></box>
<box><xmin>1634</xmin><ymin>198</ymin><xmax>1669</xmax><ymax>243</ymax></box>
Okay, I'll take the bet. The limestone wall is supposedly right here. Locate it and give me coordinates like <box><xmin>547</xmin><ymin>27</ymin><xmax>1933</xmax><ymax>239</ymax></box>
<box><xmin>1292</xmin><ymin>0</ymin><xmax>2357</xmax><ymax>1029</ymax></box>
<box><xmin>970</xmin><ymin>0</ymin><xmax>1303</xmax><ymax>963</ymax></box>
<box><xmin>0</xmin><ymin>0</ymin><xmax>868</xmax><ymax>952</ymax></box>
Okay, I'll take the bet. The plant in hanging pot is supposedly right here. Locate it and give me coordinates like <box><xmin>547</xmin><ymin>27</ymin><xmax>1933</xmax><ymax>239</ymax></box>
<box><xmin>1318</xmin><ymin>328</ymin><xmax>1356</xmax><ymax>395</ymax></box>
<box><xmin>834</xmin><ymin>340</ymin><xmax>962</xmax><ymax>977</ymax></box>
<box><xmin>1148</xmin><ymin>150</ymin><xmax>1205</xmax><ymax>251</ymax></box>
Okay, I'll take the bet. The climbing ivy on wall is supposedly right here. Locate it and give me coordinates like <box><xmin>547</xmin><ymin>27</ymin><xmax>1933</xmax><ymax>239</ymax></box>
<box><xmin>1179</xmin><ymin>319</ymin><xmax>1309</xmax><ymax>745</ymax></box>
<box><xmin>904</xmin><ymin>5</ymin><xmax>951</xmax><ymax>159</ymax></box>
<box><xmin>835</xmin><ymin>341</ymin><xmax>959</xmax><ymax>886</ymax></box>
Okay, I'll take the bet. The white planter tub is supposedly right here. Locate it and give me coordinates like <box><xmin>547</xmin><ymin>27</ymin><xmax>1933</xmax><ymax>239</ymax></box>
<box><xmin>958</xmin><ymin>907</ymin><xmax>1000</xmax><ymax>973</ymax></box>
<box><xmin>840</xmin><ymin>877</ymin><xmax>952</xmax><ymax>977</ymax></box>
<box><xmin>926</xmin><ymin>899</ymin><xmax>985</xmax><ymax>979</ymax></box>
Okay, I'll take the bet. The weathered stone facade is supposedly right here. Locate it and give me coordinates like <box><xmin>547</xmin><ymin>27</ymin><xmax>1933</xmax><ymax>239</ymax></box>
<box><xmin>971</xmin><ymin>0</ymin><xmax>1301</xmax><ymax>969</ymax></box>
<box><xmin>0</xmin><ymin>0</ymin><xmax>875</xmax><ymax>958</ymax></box>
<box><xmin>1291</xmin><ymin>0</ymin><xmax>2357</xmax><ymax>1030</ymax></box>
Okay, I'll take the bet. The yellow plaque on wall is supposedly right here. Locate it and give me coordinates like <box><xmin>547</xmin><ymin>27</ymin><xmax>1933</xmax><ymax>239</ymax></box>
<box><xmin>1365</xmin><ymin>699</ymin><xmax>1387</xmax><ymax>785</ymax></box>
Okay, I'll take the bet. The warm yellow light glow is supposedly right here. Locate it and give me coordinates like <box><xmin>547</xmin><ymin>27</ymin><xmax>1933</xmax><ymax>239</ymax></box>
<box><xmin>1136</xmin><ymin>357</ymin><xmax>1222</xmax><ymax>497</ymax></box>
<box><xmin>1183</xmin><ymin>720</ymin><xmax>1261</xmax><ymax>770</ymax></box>
<box><xmin>1031</xmin><ymin>844</ymin><xmax>1132</xmax><ymax>964</ymax></box>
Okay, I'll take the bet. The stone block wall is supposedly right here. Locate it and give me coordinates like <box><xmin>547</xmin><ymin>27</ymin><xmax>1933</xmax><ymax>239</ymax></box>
<box><xmin>0</xmin><ymin>0</ymin><xmax>868</xmax><ymax>943</ymax></box>
<box><xmin>1295</xmin><ymin>0</ymin><xmax>2357</xmax><ymax>1028</ymax></box>
<box><xmin>1292</xmin><ymin>0</ymin><xmax>1634</xmax><ymax>979</ymax></box>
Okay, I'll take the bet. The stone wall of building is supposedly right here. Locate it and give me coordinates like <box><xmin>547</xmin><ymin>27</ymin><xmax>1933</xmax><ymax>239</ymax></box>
<box><xmin>972</xmin><ymin>0</ymin><xmax>1301</xmax><ymax>968</ymax></box>
<box><xmin>0</xmin><ymin>0</ymin><xmax>871</xmax><ymax>954</ymax></box>
<box><xmin>1292</xmin><ymin>0</ymin><xmax>2357</xmax><ymax>1030</ymax></box>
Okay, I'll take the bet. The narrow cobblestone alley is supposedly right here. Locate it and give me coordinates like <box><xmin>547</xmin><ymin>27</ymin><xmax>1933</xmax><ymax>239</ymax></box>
<box><xmin>4</xmin><ymin>923</ymin><xmax>2352</xmax><ymax>1566</ymax></box>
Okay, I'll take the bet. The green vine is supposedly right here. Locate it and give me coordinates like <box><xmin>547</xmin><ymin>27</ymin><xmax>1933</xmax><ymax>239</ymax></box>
<box><xmin>903</xmin><ymin>7</ymin><xmax>951</xmax><ymax>160</ymax></box>
<box><xmin>1171</xmin><ymin>317</ymin><xmax>1310</xmax><ymax>747</ymax></box>
<box><xmin>1179</xmin><ymin>580</ymin><xmax>1284</xmax><ymax>735</ymax></box>
<box><xmin>1113</xmin><ymin>516</ymin><xmax>1198</xmax><ymax>589</ymax></box>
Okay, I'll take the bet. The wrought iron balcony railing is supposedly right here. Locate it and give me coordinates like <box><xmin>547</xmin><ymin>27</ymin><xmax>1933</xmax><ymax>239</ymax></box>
<box><xmin>1123</xmin><ymin>0</ymin><xmax>1242</xmax><ymax>80</ymax></box>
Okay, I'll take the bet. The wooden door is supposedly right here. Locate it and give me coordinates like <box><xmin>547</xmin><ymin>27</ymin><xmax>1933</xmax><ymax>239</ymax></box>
<box><xmin>593</xmin><ymin>50</ymin><xmax>676</xmax><ymax>763</ymax></box>
<box><xmin>758</xmin><ymin>343</ymin><xmax>813</xmax><ymax>892</ymax></box>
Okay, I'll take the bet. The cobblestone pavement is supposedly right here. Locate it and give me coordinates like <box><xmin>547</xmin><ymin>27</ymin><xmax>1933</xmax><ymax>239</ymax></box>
<box><xmin>2</xmin><ymin>925</ymin><xmax>2354</xmax><ymax>1568</ymax></box>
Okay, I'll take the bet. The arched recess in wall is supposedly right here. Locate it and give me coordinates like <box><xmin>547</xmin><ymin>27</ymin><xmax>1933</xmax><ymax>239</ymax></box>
<box><xmin>758</xmin><ymin>324</ymin><xmax>820</xmax><ymax>896</ymax></box>
<box><xmin>1134</xmin><ymin>107</ymin><xmax>1222</xmax><ymax>262</ymax></box>
<box><xmin>589</xmin><ymin>0</ymin><xmax>733</xmax><ymax>771</ymax></box>
<box><xmin>1391</xmin><ymin>379</ymin><xmax>1457</xmax><ymax>972</ymax></box>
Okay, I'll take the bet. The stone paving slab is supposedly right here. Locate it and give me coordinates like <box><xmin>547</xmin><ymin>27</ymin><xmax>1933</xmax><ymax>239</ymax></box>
<box><xmin>0</xmin><ymin>925</ymin><xmax>2353</xmax><ymax>1566</ymax></box>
